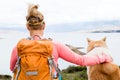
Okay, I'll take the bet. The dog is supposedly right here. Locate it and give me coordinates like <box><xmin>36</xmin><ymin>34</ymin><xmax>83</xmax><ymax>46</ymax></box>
<box><xmin>86</xmin><ymin>37</ymin><xmax>120</xmax><ymax>80</ymax></box>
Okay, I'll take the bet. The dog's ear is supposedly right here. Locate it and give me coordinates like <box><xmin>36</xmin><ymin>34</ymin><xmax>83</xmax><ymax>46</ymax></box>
<box><xmin>87</xmin><ymin>38</ymin><xmax>91</xmax><ymax>43</ymax></box>
<box><xmin>102</xmin><ymin>37</ymin><xmax>106</xmax><ymax>42</ymax></box>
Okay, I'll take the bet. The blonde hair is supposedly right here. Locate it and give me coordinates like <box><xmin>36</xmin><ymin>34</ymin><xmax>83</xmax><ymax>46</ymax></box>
<box><xmin>26</xmin><ymin>4</ymin><xmax>44</xmax><ymax>30</ymax></box>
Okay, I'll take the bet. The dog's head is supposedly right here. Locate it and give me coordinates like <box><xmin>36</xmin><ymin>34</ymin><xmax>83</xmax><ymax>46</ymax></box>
<box><xmin>87</xmin><ymin>37</ymin><xmax>107</xmax><ymax>52</ymax></box>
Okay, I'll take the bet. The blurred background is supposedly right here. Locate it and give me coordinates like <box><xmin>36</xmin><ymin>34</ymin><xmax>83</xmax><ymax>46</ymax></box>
<box><xmin>0</xmin><ymin>0</ymin><xmax>120</xmax><ymax>75</ymax></box>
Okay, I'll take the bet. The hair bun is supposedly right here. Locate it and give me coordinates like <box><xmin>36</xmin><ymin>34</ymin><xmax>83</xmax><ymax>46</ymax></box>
<box><xmin>26</xmin><ymin>4</ymin><xmax>44</xmax><ymax>22</ymax></box>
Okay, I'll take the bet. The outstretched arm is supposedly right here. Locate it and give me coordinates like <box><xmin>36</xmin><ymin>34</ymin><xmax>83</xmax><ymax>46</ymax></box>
<box><xmin>56</xmin><ymin>42</ymin><xmax>112</xmax><ymax>66</ymax></box>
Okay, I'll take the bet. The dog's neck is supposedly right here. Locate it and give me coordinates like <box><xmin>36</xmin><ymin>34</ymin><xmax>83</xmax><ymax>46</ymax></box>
<box><xmin>87</xmin><ymin>47</ymin><xmax>110</xmax><ymax>55</ymax></box>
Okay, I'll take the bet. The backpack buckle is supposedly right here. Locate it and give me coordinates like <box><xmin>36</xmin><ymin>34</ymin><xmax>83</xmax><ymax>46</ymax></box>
<box><xmin>26</xmin><ymin>71</ymin><xmax>38</xmax><ymax>76</ymax></box>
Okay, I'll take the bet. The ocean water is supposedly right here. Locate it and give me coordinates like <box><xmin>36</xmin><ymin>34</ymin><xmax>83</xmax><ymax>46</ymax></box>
<box><xmin>46</xmin><ymin>32</ymin><xmax>120</xmax><ymax>70</ymax></box>
<box><xmin>0</xmin><ymin>30</ymin><xmax>119</xmax><ymax>75</ymax></box>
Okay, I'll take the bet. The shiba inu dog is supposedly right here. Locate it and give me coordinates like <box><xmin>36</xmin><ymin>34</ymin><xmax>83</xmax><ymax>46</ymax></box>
<box><xmin>87</xmin><ymin>37</ymin><xmax>120</xmax><ymax>80</ymax></box>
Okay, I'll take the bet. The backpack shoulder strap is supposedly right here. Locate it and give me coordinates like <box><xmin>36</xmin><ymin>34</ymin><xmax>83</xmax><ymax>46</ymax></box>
<box><xmin>48</xmin><ymin>57</ymin><xmax>62</xmax><ymax>80</ymax></box>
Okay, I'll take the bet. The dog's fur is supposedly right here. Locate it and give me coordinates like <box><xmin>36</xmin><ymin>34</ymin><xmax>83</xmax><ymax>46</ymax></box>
<box><xmin>87</xmin><ymin>37</ymin><xmax>120</xmax><ymax>80</ymax></box>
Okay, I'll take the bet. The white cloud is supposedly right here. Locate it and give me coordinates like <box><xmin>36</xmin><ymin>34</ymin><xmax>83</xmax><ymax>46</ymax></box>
<box><xmin>0</xmin><ymin>0</ymin><xmax>120</xmax><ymax>27</ymax></box>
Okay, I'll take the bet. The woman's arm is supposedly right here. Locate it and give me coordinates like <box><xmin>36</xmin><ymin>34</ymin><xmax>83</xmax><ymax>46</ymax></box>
<box><xmin>56</xmin><ymin>42</ymin><xmax>112</xmax><ymax>66</ymax></box>
<box><xmin>10</xmin><ymin>46</ymin><xmax>18</xmax><ymax>71</ymax></box>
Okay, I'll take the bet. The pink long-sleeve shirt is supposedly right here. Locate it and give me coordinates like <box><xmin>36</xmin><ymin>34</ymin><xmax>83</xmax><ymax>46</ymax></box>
<box><xmin>10</xmin><ymin>40</ymin><xmax>111</xmax><ymax>71</ymax></box>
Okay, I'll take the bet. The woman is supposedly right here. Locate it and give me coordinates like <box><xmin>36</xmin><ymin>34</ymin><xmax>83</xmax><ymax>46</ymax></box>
<box><xmin>10</xmin><ymin>4</ymin><xmax>112</xmax><ymax>80</ymax></box>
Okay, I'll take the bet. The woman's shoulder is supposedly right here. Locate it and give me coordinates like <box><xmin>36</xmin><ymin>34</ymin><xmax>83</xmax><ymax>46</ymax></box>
<box><xmin>52</xmin><ymin>40</ymin><xmax>62</xmax><ymax>46</ymax></box>
<box><xmin>43</xmin><ymin>37</ymin><xmax>67</xmax><ymax>48</ymax></box>
<box><xmin>51</xmin><ymin>40</ymin><xmax>66</xmax><ymax>48</ymax></box>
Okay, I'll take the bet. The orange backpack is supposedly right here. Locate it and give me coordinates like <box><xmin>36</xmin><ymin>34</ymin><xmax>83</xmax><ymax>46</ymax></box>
<box><xmin>13</xmin><ymin>38</ymin><xmax>58</xmax><ymax>80</ymax></box>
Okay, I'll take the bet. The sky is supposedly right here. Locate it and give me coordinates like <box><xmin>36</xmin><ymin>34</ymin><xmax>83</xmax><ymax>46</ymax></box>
<box><xmin>0</xmin><ymin>0</ymin><xmax>120</xmax><ymax>27</ymax></box>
